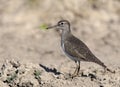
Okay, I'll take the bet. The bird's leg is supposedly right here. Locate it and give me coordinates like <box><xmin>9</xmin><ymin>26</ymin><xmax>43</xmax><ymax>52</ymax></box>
<box><xmin>72</xmin><ymin>62</ymin><xmax>78</xmax><ymax>76</ymax></box>
<box><xmin>71</xmin><ymin>61</ymin><xmax>80</xmax><ymax>78</ymax></box>
<box><xmin>76</xmin><ymin>61</ymin><xmax>80</xmax><ymax>75</ymax></box>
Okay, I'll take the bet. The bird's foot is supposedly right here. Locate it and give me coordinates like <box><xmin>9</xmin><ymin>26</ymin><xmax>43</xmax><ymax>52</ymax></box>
<box><xmin>63</xmin><ymin>72</ymin><xmax>79</xmax><ymax>80</ymax></box>
<box><xmin>70</xmin><ymin>71</ymin><xmax>80</xmax><ymax>78</ymax></box>
<box><xmin>71</xmin><ymin>74</ymin><xmax>78</xmax><ymax>78</ymax></box>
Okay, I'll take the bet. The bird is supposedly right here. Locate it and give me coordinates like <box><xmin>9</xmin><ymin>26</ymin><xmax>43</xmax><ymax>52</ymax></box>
<box><xmin>46</xmin><ymin>20</ymin><xmax>114</xmax><ymax>78</ymax></box>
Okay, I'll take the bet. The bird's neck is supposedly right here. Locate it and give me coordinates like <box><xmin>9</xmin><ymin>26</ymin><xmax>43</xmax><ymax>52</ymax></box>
<box><xmin>61</xmin><ymin>29</ymin><xmax>71</xmax><ymax>43</ymax></box>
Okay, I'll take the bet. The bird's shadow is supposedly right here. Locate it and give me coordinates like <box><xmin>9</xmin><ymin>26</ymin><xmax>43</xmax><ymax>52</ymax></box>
<box><xmin>81</xmin><ymin>72</ymin><xmax>97</xmax><ymax>81</ymax></box>
<box><xmin>39</xmin><ymin>64</ymin><xmax>97</xmax><ymax>80</ymax></box>
<box><xmin>39</xmin><ymin>64</ymin><xmax>61</xmax><ymax>75</ymax></box>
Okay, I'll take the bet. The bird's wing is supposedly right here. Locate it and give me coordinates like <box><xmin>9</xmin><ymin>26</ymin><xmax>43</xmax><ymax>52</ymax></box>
<box><xmin>64</xmin><ymin>35</ymin><xmax>97</xmax><ymax>61</ymax></box>
<box><xmin>64</xmin><ymin>35</ymin><xmax>107</xmax><ymax>69</ymax></box>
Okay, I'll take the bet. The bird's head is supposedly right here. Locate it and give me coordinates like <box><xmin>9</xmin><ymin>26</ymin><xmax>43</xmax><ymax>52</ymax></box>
<box><xmin>46</xmin><ymin>20</ymin><xmax>70</xmax><ymax>31</ymax></box>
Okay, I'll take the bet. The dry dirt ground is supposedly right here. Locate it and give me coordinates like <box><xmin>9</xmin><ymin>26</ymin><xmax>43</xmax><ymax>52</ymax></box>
<box><xmin>0</xmin><ymin>0</ymin><xmax>120</xmax><ymax>87</ymax></box>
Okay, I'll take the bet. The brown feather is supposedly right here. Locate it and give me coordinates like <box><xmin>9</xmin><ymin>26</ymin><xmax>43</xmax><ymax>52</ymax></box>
<box><xmin>64</xmin><ymin>34</ymin><xmax>107</xmax><ymax>68</ymax></box>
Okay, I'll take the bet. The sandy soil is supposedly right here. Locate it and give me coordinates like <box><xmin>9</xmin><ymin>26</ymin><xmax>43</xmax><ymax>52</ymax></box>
<box><xmin>0</xmin><ymin>0</ymin><xmax>120</xmax><ymax>87</ymax></box>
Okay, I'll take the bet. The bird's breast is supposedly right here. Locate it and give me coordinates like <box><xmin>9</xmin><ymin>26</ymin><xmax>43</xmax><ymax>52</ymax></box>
<box><xmin>61</xmin><ymin>42</ymin><xmax>77</xmax><ymax>61</ymax></box>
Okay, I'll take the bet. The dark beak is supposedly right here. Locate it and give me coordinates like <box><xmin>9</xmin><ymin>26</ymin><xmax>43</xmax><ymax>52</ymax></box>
<box><xmin>46</xmin><ymin>25</ymin><xmax>58</xmax><ymax>29</ymax></box>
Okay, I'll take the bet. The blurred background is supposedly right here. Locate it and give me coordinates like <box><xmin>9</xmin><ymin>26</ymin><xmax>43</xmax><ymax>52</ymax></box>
<box><xmin>0</xmin><ymin>0</ymin><xmax>120</xmax><ymax>67</ymax></box>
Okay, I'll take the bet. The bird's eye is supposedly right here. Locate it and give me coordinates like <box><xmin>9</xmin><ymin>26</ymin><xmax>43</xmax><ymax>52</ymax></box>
<box><xmin>60</xmin><ymin>22</ymin><xmax>64</xmax><ymax>25</ymax></box>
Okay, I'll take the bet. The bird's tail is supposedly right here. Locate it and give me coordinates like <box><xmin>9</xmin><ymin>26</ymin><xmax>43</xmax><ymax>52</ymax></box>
<box><xmin>94</xmin><ymin>58</ymin><xmax>115</xmax><ymax>73</ymax></box>
<box><xmin>100</xmin><ymin>63</ymin><xmax>114</xmax><ymax>73</ymax></box>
